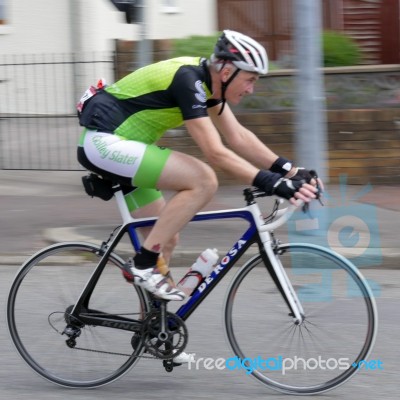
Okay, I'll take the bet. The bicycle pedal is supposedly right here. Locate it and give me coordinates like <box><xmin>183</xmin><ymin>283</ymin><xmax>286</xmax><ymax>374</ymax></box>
<box><xmin>172</xmin><ymin>361</ymin><xmax>183</xmax><ymax>367</ymax></box>
<box><xmin>163</xmin><ymin>359</ymin><xmax>175</xmax><ymax>372</ymax></box>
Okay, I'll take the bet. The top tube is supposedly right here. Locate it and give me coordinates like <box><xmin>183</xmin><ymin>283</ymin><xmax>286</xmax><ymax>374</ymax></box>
<box><xmin>112</xmin><ymin>182</ymin><xmax>303</xmax><ymax>232</ymax></box>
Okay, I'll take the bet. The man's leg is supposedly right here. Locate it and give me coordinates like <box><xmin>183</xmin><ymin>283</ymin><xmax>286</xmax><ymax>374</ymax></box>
<box><xmin>80</xmin><ymin>131</ymin><xmax>217</xmax><ymax>299</ymax></box>
<box><xmin>140</xmin><ymin>150</ymin><xmax>218</xmax><ymax>254</ymax></box>
<box><xmin>132</xmin><ymin>197</ymin><xmax>178</xmax><ymax>265</ymax></box>
<box><xmin>130</xmin><ymin>150</ymin><xmax>218</xmax><ymax>300</ymax></box>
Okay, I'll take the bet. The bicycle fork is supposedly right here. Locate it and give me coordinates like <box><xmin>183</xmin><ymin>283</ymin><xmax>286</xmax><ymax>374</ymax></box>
<box><xmin>260</xmin><ymin>233</ymin><xmax>305</xmax><ymax>325</ymax></box>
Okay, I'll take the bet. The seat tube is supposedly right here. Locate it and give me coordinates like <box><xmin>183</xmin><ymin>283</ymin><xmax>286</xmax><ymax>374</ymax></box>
<box><xmin>114</xmin><ymin>189</ymin><xmax>134</xmax><ymax>224</ymax></box>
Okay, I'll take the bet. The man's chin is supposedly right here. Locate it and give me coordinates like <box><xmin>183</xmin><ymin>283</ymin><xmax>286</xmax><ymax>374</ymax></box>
<box><xmin>228</xmin><ymin>97</ymin><xmax>241</xmax><ymax>105</ymax></box>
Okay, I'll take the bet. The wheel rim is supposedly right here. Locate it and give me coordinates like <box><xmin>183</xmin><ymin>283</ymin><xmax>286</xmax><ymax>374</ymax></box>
<box><xmin>7</xmin><ymin>242</ymin><xmax>148</xmax><ymax>388</ymax></box>
<box><xmin>224</xmin><ymin>246</ymin><xmax>377</xmax><ymax>395</ymax></box>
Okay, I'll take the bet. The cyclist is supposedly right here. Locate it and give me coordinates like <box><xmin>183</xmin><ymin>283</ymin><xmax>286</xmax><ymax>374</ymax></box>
<box><xmin>77</xmin><ymin>29</ymin><xmax>319</xmax><ymax>303</ymax></box>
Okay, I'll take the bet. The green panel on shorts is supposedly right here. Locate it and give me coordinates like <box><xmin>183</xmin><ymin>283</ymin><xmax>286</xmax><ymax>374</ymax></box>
<box><xmin>132</xmin><ymin>145</ymin><xmax>171</xmax><ymax>188</ymax></box>
<box><xmin>124</xmin><ymin>188</ymin><xmax>163</xmax><ymax>212</ymax></box>
<box><xmin>78</xmin><ymin>129</ymin><xmax>87</xmax><ymax>146</ymax></box>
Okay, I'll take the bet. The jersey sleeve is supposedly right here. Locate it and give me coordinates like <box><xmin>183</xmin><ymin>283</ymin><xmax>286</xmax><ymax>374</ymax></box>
<box><xmin>169</xmin><ymin>66</ymin><xmax>211</xmax><ymax>121</ymax></box>
<box><xmin>206</xmin><ymin>98</ymin><xmax>223</xmax><ymax>108</ymax></box>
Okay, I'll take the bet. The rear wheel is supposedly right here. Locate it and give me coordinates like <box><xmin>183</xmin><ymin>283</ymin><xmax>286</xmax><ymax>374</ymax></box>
<box><xmin>7</xmin><ymin>242</ymin><xmax>149</xmax><ymax>388</ymax></box>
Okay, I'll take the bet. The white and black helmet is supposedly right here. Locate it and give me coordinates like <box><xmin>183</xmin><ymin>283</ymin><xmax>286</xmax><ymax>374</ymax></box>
<box><xmin>211</xmin><ymin>30</ymin><xmax>268</xmax><ymax>115</ymax></box>
<box><xmin>212</xmin><ymin>30</ymin><xmax>268</xmax><ymax>75</ymax></box>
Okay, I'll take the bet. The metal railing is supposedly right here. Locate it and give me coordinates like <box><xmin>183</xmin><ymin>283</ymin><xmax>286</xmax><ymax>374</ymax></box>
<box><xmin>1</xmin><ymin>53</ymin><xmax>399</xmax><ymax>170</ymax></box>
<box><xmin>0</xmin><ymin>53</ymin><xmax>114</xmax><ymax>170</ymax></box>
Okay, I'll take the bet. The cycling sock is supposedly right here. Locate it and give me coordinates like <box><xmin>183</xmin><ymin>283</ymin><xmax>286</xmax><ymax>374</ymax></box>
<box><xmin>133</xmin><ymin>246</ymin><xmax>159</xmax><ymax>269</ymax></box>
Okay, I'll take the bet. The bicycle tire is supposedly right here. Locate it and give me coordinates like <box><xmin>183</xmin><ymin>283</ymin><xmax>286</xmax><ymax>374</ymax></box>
<box><xmin>224</xmin><ymin>243</ymin><xmax>378</xmax><ymax>395</ymax></box>
<box><xmin>7</xmin><ymin>241</ymin><xmax>149</xmax><ymax>388</ymax></box>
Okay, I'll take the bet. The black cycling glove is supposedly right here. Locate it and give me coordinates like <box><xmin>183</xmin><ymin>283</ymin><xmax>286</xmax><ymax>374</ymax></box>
<box><xmin>273</xmin><ymin>178</ymin><xmax>304</xmax><ymax>200</ymax></box>
<box><xmin>269</xmin><ymin>156</ymin><xmax>293</xmax><ymax>176</ymax></box>
<box><xmin>270</xmin><ymin>157</ymin><xmax>317</xmax><ymax>185</ymax></box>
<box><xmin>253</xmin><ymin>170</ymin><xmax>304</xmax><ymax>200</ymax></box>
<box><xmin>289</xmin><ymin>168</ymin><xmax>316</xmax><ymax>183</ymax></box>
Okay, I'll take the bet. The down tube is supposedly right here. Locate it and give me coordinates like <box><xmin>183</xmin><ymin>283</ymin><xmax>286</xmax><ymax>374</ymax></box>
<box><xmin>176</xmin><ymin>224</ymin><xmax>258</xmax><ymax>321</ymax></box>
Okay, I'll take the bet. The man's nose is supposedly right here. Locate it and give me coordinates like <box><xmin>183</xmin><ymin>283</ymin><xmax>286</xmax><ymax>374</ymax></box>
<box><xmin>246</xmin><ymin>84</ymin><xmax>254</xmax><ymax>94</ymax></box>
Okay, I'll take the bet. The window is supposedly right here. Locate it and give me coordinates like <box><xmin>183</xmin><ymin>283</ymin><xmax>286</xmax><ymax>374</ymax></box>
<box><xmin>0</xmin><ymin>0</ymin><xmax>13</xmax><ymax>34</ymax></box>
<box><xmin>161</xmin><ymin>0</ymin><xmax>180</xmax><ymax>14</ymax></box>
<box><xmin>0</xmin><ymin>0</ymin><xmax>5</xmax><ymax>25</ymax></box>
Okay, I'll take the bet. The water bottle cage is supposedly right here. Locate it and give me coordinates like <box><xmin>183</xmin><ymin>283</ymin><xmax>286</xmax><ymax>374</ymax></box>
<box><xmin>177</xmin><ymin>270</ymin><xmax>204</xmax><ymax>295</ymax></box>
<box><xmin>179</xmin><ymin>270</ymin><xmax>203</xmax><ymax>284</ymax></box>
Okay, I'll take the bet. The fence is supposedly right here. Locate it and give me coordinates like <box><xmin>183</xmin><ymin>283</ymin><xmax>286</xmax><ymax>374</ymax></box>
<box><xmin>1</xmin><ymin>53</ymin><xmax>399</xmax><ymax>181</ymax></box>
<box><xmin>0</xmin><ymin>53</ymin><xmax>114</xmax><ymax>170</ymax></box>
<box><xmin>217</xmin><ymin>0</ymin><xmax>400</xmax><ymax>64</ymax></box>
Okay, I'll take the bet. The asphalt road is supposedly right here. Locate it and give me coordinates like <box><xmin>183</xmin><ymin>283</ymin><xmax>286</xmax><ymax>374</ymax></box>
<box><xmin>1</xmin><ymin>170</ymin><xmax>399</xmax><ymax>398</ymax></box>
<box><xmin>1</xmin><ymin>265</ymin><xmax>399</xmax><ymax>400</ymax></box>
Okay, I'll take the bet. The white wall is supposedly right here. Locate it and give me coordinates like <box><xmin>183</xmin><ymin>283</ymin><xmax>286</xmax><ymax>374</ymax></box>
<box><xmin>0</xmin><ymin>0</ymin><xmax>217</xmax><ymax>55</ymax></box>
<box><xmin>0</xmin><ymin>0</ymin><xmax>217</xmax><ymax>114</ymax></box>
<box><xmin>0</xmin><ymin>0</ymin><xmax>134</xmax><ymax>55</ymax></box>
<box><xmin>148</xmin><ymin>0</ymin><xmax>217</xmax><ymax>39</ymax></box>
<box><xmin>0</xmin><ymin>0</ymin><xmax>71</xmax><ymax>54</ymax></box>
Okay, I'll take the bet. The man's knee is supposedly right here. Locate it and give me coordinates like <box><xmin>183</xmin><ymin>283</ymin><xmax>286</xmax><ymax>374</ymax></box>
<box><xmin>200</xmin><ymin>165</ymin><xmax>219</xmax><ymax>195</ymax></box>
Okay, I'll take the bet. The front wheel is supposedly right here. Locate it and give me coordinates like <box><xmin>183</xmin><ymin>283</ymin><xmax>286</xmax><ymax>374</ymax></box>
<box><xmin>7</xmin><ymin>242</ymin><xmax>149</xmax><ymax>388</ymax></box>
<box><xmin>224</xmin><ymin>243</ymin><xmax>378</xmax><ymax>395</ymax></box>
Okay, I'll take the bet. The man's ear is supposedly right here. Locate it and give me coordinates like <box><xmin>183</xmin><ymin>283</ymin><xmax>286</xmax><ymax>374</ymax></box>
<box><xmin>220</xmin><ymin>65</ymin><xmax>234</xmax><ymax>83</ymax></box>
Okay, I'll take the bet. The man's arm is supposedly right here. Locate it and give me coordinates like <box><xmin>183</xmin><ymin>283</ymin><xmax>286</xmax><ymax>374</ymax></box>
<box><xmin>185</xmin><ymin>114</ymin><xmax>318</xmax><ymax>204</ymax></box>
<box><xmin>207</xmin><ymin>102</ymin><xmax>323</xmax><ymax>192</ymax></box>
<box><xmin>207</xmin><ymin>102</ymin><xmax>282</xmax><ymax>170</ymax></box>
<box><xmin>184</xmin><ymin>116</ymin><xmax>259</xmax><ymax>184</ymax></box>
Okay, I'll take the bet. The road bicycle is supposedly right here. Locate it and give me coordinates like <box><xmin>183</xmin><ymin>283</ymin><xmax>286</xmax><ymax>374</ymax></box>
<box><xmin>7</xmin><ymin>173</ymin><xmax>378</xmax><ymax>395</ymax></box>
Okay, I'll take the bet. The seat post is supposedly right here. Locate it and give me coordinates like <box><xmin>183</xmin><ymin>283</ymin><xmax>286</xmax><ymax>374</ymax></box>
<box><xmin>113</xmin><ymin>185</ymin><xmax>134</xmax><ymax>224</ymax></box>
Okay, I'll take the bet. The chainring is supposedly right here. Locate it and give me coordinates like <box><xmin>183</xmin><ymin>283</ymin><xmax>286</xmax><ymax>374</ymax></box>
<box><xmin>141</xmin><ymin>310</ymin><xmax>188</xmax><ymax>360</ymax></box>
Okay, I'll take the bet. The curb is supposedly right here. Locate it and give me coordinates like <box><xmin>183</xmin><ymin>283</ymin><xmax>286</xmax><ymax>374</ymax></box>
<box><xmin>2</xmin><ymin>226</ymin><xmax>398</xmax><ymax>269</ymax></box>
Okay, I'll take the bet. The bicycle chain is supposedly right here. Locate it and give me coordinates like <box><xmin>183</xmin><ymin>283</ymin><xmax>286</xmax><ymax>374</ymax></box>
<box><xmin>50</xmin><ymin>309</ymin><xmax>188</xmax><ymax>361</ymax></box>
<box><xmin>49</xmin><ymin>311</ymin><xmax>159</xmax><ymax>359</ymax></box>
<box><xmin>68</xmin><ymin>345</ymin><xmax>159</xmax><ymax>360</ymax></box>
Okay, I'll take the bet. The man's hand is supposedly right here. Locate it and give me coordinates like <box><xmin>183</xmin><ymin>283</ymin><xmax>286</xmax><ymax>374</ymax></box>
<box><xmin>273</xmin><ymin>178</ymin><xmax>318</xmax><ymax>205</ymax></box>
<box><xmin>253</xmin><ymin>170</ymin><xmax>318</xmax><ymax>205</ymax></box>
<box><xmin>290</xmin><ymin>168</ymin><xmax>314</xmax><ymax>182</ymax></box>
<box><xmin>290</xmin><ymin>168</ymin><xmax>324</xmax><ymax>201</ymax></box>
<box><xmin>270</xmin><ymin>158</ymin><xmax>324</xmax><ymax>197</ymax></box>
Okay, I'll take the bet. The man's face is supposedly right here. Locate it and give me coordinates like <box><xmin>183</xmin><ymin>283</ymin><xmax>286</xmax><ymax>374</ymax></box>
<box><xmin>224</xmin><ymin>70</ymin><xmax>259</xmax><ymax>105</ymax></box>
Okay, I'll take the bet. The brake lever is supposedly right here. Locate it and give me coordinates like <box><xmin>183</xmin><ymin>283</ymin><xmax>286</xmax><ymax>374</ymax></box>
<box><xmin>301</xmin><ymin>171</ymin><xmax>324</xmax><ymax>214</ymax></box>
<box><xmin>314</xmin><ymin>175</ymin><xmax>324</xmax><ymax>206</ymax></box>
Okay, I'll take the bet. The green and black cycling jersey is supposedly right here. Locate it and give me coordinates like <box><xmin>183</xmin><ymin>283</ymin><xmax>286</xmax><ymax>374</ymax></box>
<box><xmin>79</xmin><ymin>56</ymin><xmax>221</xmax><ymax>144</ymax></box>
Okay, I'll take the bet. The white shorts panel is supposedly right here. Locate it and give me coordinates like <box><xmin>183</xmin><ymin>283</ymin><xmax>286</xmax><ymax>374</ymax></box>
<box><xmin>83</xmin><ymin>130</ymin><xmax>146</xmax><ymax>178</ymax></box>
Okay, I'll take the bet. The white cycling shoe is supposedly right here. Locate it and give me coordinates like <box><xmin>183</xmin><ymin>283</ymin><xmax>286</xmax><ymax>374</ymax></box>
<box><xmin>130</xmin><ymin>265</ymin><xmax>186</xmax><ymax>301</ymax></box>
<box><xmin>173</xmin><ymin>350</ymin><xmax>195</xmax><ymax>364</ymax></box>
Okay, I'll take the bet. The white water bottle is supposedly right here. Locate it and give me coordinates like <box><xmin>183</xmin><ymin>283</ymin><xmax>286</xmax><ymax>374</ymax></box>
<box><xmin>177</xmin><ymin>248</ymin><xmax>219</xmax><ymax>296</ymax></box>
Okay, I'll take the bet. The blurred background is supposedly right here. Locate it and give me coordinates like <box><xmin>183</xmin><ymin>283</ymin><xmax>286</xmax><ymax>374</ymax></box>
<box><xmin>0</xmin><ymin>5</ymin><xmax>399</xmax><ymax>397</ymax></box>
<box><xmin>0</xmin><ymin>0</ymin><xmax>399</xmax><ymax>184</ymax></box>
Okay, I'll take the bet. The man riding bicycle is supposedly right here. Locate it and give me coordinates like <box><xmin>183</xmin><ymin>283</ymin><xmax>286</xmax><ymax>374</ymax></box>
<box><xmin>77</xmin><ymin>30</ymin><xmax>319</xmax><ymax>303</ymax></box>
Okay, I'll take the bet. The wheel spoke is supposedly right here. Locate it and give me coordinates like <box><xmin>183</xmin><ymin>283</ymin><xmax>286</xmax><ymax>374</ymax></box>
<box><xmin>7</xmin><ymin>242</ymin><xmax>148</xmax><ymax>388</ymax></box>
<box><xmin>224</xmin><ymin>246</ymin><xmax>377</xmax><ymax>395</ymax></box>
